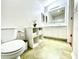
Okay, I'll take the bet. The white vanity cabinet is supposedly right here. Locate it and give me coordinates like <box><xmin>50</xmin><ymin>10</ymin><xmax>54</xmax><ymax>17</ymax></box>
<box><xmin>25</xmin><ymin>27</ymin><xmax>43</xmax><ymax>48</ymax></box>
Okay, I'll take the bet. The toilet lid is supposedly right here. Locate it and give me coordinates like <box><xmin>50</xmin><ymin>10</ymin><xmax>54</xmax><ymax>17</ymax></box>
<box><xmin>1</xmin><ymin>40</ymin><xmax>25</xmax><ymax>53</ymax></box>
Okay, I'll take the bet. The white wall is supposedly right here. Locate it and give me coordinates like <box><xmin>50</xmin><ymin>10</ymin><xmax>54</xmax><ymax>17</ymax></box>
<box><xmin>73</xmin><ymin>0</ymin><xmax>78</xmax><ymax>59</ymax></box>
<box><xmin>73</xmin><ymin>7</ymin><xmax>78</xmax><ymax>59</ymax></box>
<box><xmin>1</xmin><ymin>0</ymin><xmax>43</xmax><ymax>28</ymax></box>
<box><xmin>43</xmin><ymin>26</ymin><xmax>67</xmax><ymax>39</ymax></box>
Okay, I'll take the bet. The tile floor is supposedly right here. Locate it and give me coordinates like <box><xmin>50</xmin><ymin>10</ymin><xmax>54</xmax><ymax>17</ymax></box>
<box><xmin>21</xmin><ymin>38</ymin><xmax>72</xmax><ymax>59</ymax></box>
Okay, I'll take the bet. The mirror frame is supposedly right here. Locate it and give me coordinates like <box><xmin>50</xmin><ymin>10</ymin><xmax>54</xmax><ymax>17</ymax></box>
<box><xmin>42</xmin><ymin>1</ymin><xmax>67</xmax><ymax>26</ymax></box>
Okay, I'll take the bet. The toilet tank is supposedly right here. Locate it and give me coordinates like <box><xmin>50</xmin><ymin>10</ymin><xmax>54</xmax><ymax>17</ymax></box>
<box><xmin>1</xmin><ymin>28</ymin><xmax>17</xmax><ymax>43</ymax></box>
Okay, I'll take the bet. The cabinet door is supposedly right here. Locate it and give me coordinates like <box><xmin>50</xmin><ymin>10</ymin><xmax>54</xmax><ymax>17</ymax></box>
<box><xmin>67</xmin><ymin>0</ymin><xmax>74</xmax><ymax>44</ymax></box>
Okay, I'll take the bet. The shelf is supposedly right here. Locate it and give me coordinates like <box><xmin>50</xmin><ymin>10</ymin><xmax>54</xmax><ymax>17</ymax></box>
<box><xmin>27</xmin><ymin>27</ymin><xmax>43</xmax><ymax>48</ymax></box>
<box><xmin>32</xmin><ymin>39</ymin><xmax>42</xmax><ymax>48</ymax></box>
<box><xmin>38</xmin><ymin>31</ymin><xmax>43</xmax><ymax>36</ymax></box>
<box><xmin>32</xmin><ymin>33</ymin><xmax>38</xmax><ymax>38</ymax></box>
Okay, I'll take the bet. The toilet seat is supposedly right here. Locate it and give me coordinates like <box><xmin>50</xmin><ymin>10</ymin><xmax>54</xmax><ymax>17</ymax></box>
<box><xmin>1</xmin><ymin>40</ymin><xmax>25</xmax><ymax>54</ymax></box>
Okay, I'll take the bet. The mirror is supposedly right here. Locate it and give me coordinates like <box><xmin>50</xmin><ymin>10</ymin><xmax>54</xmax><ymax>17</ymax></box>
<box><xmin>41</xmin><ymin>0</ymin><xmax>67</xmax><ymax>26</ymax></box>
<box><xmin>47</xmin><ymin>7</ymin><xmax>65</xmax><ymax>24</ymax></box>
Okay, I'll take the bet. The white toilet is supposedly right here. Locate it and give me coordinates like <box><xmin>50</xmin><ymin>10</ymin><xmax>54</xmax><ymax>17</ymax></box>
<box><xmin>1</xmin><ymin>28</ymin><xmax>27</xmax><ymax>59</ymax></box>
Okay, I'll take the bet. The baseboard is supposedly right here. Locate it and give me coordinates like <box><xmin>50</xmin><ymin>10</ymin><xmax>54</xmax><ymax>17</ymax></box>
<box><xmin>43</xmin><ymin>36</ymin><xmax>67</xmax><ymax>42</ymax></box>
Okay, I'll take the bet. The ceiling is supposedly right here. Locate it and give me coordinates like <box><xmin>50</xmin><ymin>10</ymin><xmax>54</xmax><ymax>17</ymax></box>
<box><xmin>38</xmin><ymin>0</ymin><xmax>57</xmax><ymax>6</ymax></box>
<box><xmin>38</xmin><ymin>0</ymin><xmax>66</xmax><ymax>7</ymax></box>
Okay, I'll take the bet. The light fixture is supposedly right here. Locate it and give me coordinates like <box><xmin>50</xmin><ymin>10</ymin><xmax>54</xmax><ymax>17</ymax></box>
<box><xmin>57</xmin><ymin>10</ymin><xmax>60</xmax><ymax>12</ymax></box>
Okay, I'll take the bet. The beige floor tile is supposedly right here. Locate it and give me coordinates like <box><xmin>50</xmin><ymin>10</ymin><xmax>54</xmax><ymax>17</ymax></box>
<box><xmin>21</xmin><ymin>38</ymin><xmax>72</xmax><ymax>59</ymax></box>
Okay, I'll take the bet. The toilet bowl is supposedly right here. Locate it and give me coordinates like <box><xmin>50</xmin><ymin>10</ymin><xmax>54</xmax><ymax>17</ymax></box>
<box><xmin>1</xmin><ymin>40</ymin><xmax>27</xmax><ymax>59</ymax></box>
